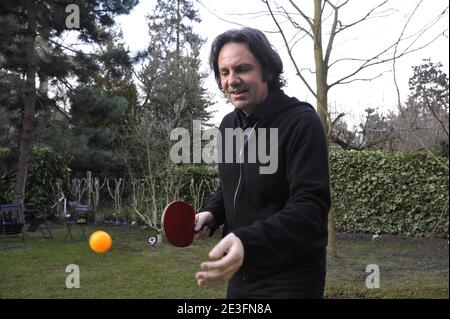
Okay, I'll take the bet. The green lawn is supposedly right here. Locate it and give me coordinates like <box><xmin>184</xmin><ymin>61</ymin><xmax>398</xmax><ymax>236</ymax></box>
<box><xmin>0</xmin><ymin>225</ymin><xmax>448</xmax><ymax>299</ymax></box>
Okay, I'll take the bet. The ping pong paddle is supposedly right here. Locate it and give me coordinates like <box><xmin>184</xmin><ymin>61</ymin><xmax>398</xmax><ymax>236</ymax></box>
<box><xmin>161</xmin><ymin>200</ymin><xmax>196</xmax><ymax>247</ymax></box>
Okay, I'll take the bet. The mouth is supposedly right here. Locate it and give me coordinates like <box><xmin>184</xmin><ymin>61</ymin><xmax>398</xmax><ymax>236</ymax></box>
<box><xmin>229</xmin><ymin>89</ymin><xmax>248</xmax><ymax>97</ymax></box>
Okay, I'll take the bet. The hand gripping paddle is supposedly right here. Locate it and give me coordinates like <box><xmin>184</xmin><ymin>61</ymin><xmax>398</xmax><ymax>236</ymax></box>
<box><xmin>161</xmin><ymin>201</ymin><xmax>196</xmax><ymax>247</ymax></box>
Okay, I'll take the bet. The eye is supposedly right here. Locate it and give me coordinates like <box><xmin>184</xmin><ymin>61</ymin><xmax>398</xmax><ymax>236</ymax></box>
<box><xmin>237</xmin><ymin>65</ymin><xmax>252</xmax><ymax>72</ymax></box>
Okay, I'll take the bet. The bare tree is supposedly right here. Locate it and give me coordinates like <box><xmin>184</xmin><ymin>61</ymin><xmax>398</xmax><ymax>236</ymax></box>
<box><xmin>91</xmin><ymin>177</ymin><xmax>107</xmax><ymax>224</ymax></box>
<box><xmin>259</xmin><ymin>0</ymin><xmax>448</xmax><ymax>257</ymax></box>
<box><xmin>106</xmin><ymin>178</ymin><xmax>125</xmax><ymax>218</ymax></box>
<box><xmin>70</xmin><ymin>177</ymin><xmax>88</xmax><ymax>204</ymax></box>
<box><xmin>124</xmin><ymin>104</ymin><xmax>186</xmax><ymax>243</ymax></box>
<box><xmin>391</xmin><ymin>59</ymin><xmax>449</xmax><ymax>164</ymax></box>
<box><xmin>332</xmin><ymin>108</ymin><xmax>395</xmax><ymax>151</ymax></box>
<box><xmin>200</xmin><ymin>0</ymin><xmax>448</xmax><ymax>256</ymax></box>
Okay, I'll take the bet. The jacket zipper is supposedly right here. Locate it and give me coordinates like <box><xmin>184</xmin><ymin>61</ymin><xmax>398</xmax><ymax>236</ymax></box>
<box><xmin>232</xmin><ymin>157</ymin><xmax>244</xmax><ymax>281</ymax></box>
<box><xmin>233</xmin><ymin>121</ymin><xmax>243</xmax><ymax>229</ymax></box>
<box><xmin>233</xmin><ymin>121</ymin><xmax>258</xmax><ymax>225</ymax></box>
<box><xmin>233</xmin><ymin>121</ymin><xmax>258</xmax><ymax>282</ymax></box>
<box><xmin>233</xmin><ymin>169</ymin><xmax>242</xmax><ymax>227</ymax></box>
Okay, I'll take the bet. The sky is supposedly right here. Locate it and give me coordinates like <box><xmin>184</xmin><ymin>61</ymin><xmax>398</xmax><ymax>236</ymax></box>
<box><xmin>115</xmin><ymin>0</ymin><xmax>449</xmax><ymax>128</ymax></box>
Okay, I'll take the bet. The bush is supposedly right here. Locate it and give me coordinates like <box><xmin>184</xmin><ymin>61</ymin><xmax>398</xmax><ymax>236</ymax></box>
<box><xmin>170</xmin><ymin>164</ymin><xmax>218</xmax><ymax>203</ymax></box>
<box><xmin>0</xmin><ymin>147</ymin><xmax>71</xmax><ymax>211</ymax></box>
<box><xmin>162</xmin><ymin>152</ymin><xmax>449</xmax><ymax>238</ymax></box>
<box><xmin>0</xmin><ymin>147</ymin><xmax>15</xmax><ymax>203</ymax></box>
<box><xmin>330</xmin><ymin>151</ymin><xmax>449</xmax><ymax>237</ymax></box>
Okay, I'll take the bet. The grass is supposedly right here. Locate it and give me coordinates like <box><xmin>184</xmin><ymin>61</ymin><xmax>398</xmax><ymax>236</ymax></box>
<box><xmin>0</xmin><ymin>226</ymin><xmax>448</xmax><ymax>299</ymax></box>
<box><xmin>325</xmin><ymin>233</ymin><xmax>449</xmax><ymax>298</ymax></box>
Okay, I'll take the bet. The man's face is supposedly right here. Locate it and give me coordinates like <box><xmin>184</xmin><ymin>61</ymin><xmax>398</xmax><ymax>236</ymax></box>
<box><xmin>218</xmin><ymin>42</ymin><xmax>269</xmax><ymax>115</ymax></box>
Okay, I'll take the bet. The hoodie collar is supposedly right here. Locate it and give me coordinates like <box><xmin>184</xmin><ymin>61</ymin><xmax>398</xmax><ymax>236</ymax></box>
<box><xmin>234</xmin><ymin>90</ymin><xmax>297</xmax><ymax>126</ymax></box>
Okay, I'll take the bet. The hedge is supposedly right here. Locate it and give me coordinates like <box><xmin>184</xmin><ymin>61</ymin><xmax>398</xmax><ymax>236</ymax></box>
<box><xmin>172</xmin><ymin>151</ymin><xmax>448</xmax><ymax>238</ymax></box>
<box><xmin>1</xmin><ymin>148</ymin><xmax>447</xmax><ymax>237</ymax></box>
<box><xmin>167</xmin><ymin>164</ymin><xmax>219</xmax><ymax>209</ymax></box>
<box><xmin>0</xmin><ymin>147</ymin><xmax>71</xmax><ymax>210</ymax></box>
<box><xmin>330</xmin><ymin>151</ymin><xmax>449</xmax><ymax>237</ymax></box>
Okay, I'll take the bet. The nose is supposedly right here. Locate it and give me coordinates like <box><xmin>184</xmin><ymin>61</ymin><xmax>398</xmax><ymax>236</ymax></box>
<box><xmin>228</xmin><ymin>71</ymin><xmax>241</xmax><ymax>87</ymax></box>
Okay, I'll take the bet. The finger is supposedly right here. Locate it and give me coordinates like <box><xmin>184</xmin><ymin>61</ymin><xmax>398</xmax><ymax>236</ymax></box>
<box><xmin>197</xmin><ymin>278</ymin><xmax>205</xmax><ymax>287</ymax></box>
<box><xmin>193</xmin><ymin>226</ymin><xmax>210</xmax><ymax>240</ymax></box>
<box><xmin>196</xmin><ymin>267</ymin><xmax>237</xmax><ymax>286</ymax></box>
<box><xmin>201</xmin><ymin>246</ymin><xmax>243</xmax><ymax>271</ymax></box>
<box><xmin>201</xmin><ymin>253</ymin><xmax>241</xmax><ymax>272</ymax></box>
<box><xmin>202</xmin><ymin>266</ymin><xmax>238</xmax><ymax>281</ymax></box>
<box><xmin>201</xmin><ymin>258</ymin><xmax>228</xmax><ymax>271</ymax></box>
<box><xmin>193</xmin><ymin>232</ymin><xmax>202</xmax><ymax>240</ymax></box>
<box><xmin>193</xmin><ymin>228</ymin><xmax>202</xmax><ymax>240</ymax></box>
<box><xmin>196</xmin><ymin>270</ymin><xmax>223</xmax><ymax>285</ymax></box>
<box><xmin>194</xmin><ymin>231</ymin><xmax>205</xmax><ymax>241</ymax></box>
<box><xmin>208</xmin><ymin>237</ymin><xmax>233</xmax><ymax>260</ymax></box>
<box><xmin>194</xmin><ymin>217</ymin><xmax>203</xmax><ymax>232</ymax></box>
<box><xmin>199</xmin><ymin>226</ymin><xmax>210</xmax><ymax>239</ymax></box>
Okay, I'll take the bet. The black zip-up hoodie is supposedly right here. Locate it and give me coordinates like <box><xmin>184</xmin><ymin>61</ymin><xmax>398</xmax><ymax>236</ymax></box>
<box><xmin>201</xmin><ymin>90</ymin><xmax>331</xmax><ymax>281</ymax></box>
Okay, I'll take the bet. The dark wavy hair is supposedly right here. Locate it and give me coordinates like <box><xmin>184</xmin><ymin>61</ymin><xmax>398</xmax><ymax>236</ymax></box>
<box><xmin>209</xmin><ymin>27</ymin><xmax>285</xmax><ymax>92</ymax></box>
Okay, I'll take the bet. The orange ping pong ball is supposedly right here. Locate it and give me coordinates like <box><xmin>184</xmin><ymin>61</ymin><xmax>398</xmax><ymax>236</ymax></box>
<box><xmin>89</xmin><ymin>230</ymin><xmax>112</xmax><ymax>253</ymax></box>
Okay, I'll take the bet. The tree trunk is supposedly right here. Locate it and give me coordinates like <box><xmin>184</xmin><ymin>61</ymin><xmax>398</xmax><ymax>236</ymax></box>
<box><xmin>157</xmin><ymin>232</ymin><xmax>166</xmax><ymax>245</ymax></box>
<box><xmin>87</xmin><ymin>171</ymin><xmax>92</xmax><ymax>206</ymax></box>
<box><xmin>176</xmin><ymin>0</ymin><xmax>181</xmax><ymax>58</ymax></box>
<box><xmin>326</xmin><ymin>204</ymin><xmax>337</xmax><ymax>257</ymax></box>
<box><xmin>14</xmin><ymin>0</ymin><xmax>36</xmax><ymax>216</ymax></box>
<box><xmin>313</xmin><ymin>0</ymin><xmax>337</xmax><ymax>258</ymax></box>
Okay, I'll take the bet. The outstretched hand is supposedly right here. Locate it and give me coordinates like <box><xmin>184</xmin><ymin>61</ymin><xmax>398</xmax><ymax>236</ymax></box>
<box><xmin>196</xmin><ymin>232</ymin><xmax>244</xmax><ymax>287</ymax></box>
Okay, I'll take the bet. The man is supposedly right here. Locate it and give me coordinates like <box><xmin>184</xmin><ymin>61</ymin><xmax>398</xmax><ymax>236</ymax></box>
<box><xmin>194</xmin><ymin>27</ymin><xmax>331</xmax><ymax>299</ymax></box>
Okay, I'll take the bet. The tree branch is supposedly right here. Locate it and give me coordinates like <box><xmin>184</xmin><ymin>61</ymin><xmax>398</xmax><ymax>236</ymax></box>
<box><xmin>330</xmin><ymin>6</ymin><xmax>448</xmax><ymax>88</ymax></box>
<box><xmin>393</xmin><ymin>0</ymin><xmax>424</xmax><ymax>108</ymax></box>
<box><xmin>263</xmin><ymin>0</ymin><xmax>317</xmax><ymax>98</ymax></box>
<box><xmin>199</xmin><ymin>1</ymin><xmax>265</xmax><ymax>30</ymax></box>
<box><xmin>331</xmin><ymin>70</ymin><xmax>387</xmax><ymax>85</ymax></box>
<box><xmin>334</xmin><ymin>0</ymin><xmax>389</xmax><ymax>35</ymax></box>
<box><xmin>332</xmin><ymin>112</ymin><xmax>345</xmax><ymax>126</ymax></box>
<box><xmin>329</xmin><ymin>31</ymin><xmax>445</xmax><ymax>89</ymax></box>
<box><xmin>425</xmin><ymin>96</ymin><xmax>449</xmax><ymax>138</ymax></box>
<box><xmin>277</xmin><ymin>3</ymin><xmax>314</xmax><ymax>40</ymax></box>
<box><xmin>323</xmin><ymin>0</ymin><xmax>339</xmax><ymax>66</ymax></box>
<box><xmin>288</xmin><ymin>0</ymin><xmax>314</xmax><ymax>30</ymax></box>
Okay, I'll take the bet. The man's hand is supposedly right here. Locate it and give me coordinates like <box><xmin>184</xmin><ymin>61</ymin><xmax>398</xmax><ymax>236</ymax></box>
<box><xmin>194</xmin><ymin>211</ymin><xmax>214</xmax><ymax>240</ymax></box>
<box><xmin>196</xmin><ymin>232</ymin><xmax>244</xmax><ymax>287</ymax></box>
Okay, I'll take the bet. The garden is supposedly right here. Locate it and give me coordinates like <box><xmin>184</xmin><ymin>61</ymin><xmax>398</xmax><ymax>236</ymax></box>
<box><xmin>1</xmin><ymin>150</ymin><xmax>448</xmax><ymax>299</ymax></box>
<box><xmin>1</xmin><ymin>0</ymin><xmax>448</xmax><ymax>301</ymax></box>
